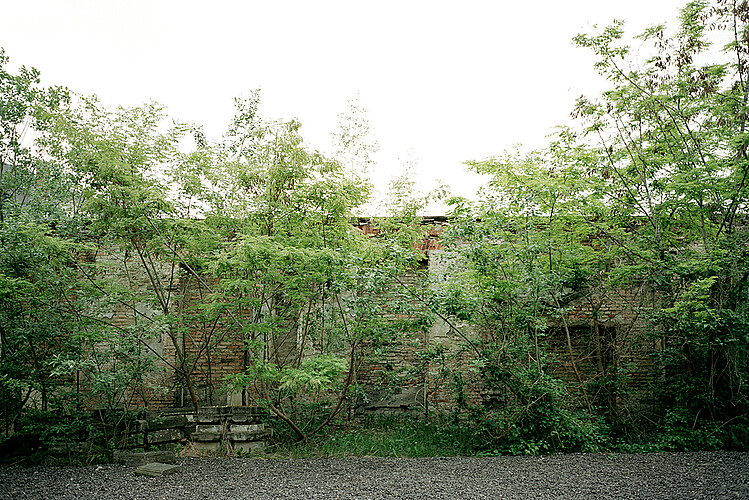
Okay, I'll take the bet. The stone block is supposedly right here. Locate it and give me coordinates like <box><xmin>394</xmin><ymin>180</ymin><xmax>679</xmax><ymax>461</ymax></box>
<box><xmin>146</xmin><ymin>428</ymin><xmax>184</xmax><ymax>445</ymax></box>
<box><xmin>146</xmin><ymin>415</ymin><xmax>188</xmax><ymax>431</ymax></box>
<box><xmin>114</xmin><ymin>450</ymin><xmax>177</xmax><ymax>466</ymax></box>
<box><xmin>135</xmin><ymin>462</ymin><xmax>180</xmax><ymax>477</ymax></box>
<box><xmin>192</xmin><ymin>424</ymin><xmax>223</xmax><ymax>442</ymax></box>
<box><xmin>48</xmin><ymin>440</ymin><xmax>88</xmax><ymax>455</ymax></box>
<box><xmin>227</xmin><ymin>423</ymin><xmax>266</xmax><ymax>442</ymax></box>
<box><xmin>196</xmin><ymin>406</ymin><xmax>230</xmax><ymax>423</ymax></box>
<box><xmin>229</xmin><ymin>406</ymin><xmax>266</xmax><ymax>423</ymax></box>
<box><xmin>190</xmin><ymin>441</ymin><xmax>219</xmax><ymax>452</ymax></box>
<box><xmin>110</xmin><ymin>431</ymin><xmax>145</xmax><ymax>450</ymax></box>
<box><xmin>228</xmin><ymin>430</ymin><xmax>266</xmax><ymax>442</ymax></box>
<box><xmin>228</xmin><ymin>424</ymin><xmax>263</xmax><ymax>433</ymax></box>
<box><xmin>195</xmin><ymin>424</ymin><xmax>222</xmax><ymax>434</ymax></box>
<box><xmin>156</xmin><ymin>442</ymin><xmax>180</xmax><ymax>452</ymax></box>
<box><xmin>359</xmin><ymin>386</ymin><xmax>422</xmax><ymax>413</ymax></box>
<box><xmin>136</xmin><ymin>419</ymin><xmax>149</xmax><ymax>433</ymax></box>
<box><xmin>192</xmin><ymin>431</ymin><xmax>222</xmax><ymax>442</ymax></box>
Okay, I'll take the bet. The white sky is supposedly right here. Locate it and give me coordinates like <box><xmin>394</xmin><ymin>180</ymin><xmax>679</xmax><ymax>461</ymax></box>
<box><xmin>2</xmin><ymin>0</ymin><xmax>688</xmax><ymax>211</ymax></box>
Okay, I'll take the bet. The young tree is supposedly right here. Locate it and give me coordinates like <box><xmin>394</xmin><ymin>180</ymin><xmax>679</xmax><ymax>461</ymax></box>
<box><xmin>435</xmin><ymin>0</ymin><xmax>749</xmax><ymax>451</ymax></box>
<box><xmin>0</xmin><ymin>49</ymin><xmax>75</xmax><ymax>427</ymax></box>
<box><xmin>203</xmin><ymin>95</ymin><xmax>389</xmax><ymax>440</ymax></box>
<box><xmin>572</xmin><ymin>0</ymin><xmax>749</xmax><ymax>447</ymax></box>
<box><xmin>0</xmin><ymin>50</ymin><xmax>125</xmax><ymax>455</ymax></box>
<box><xmin>428</xmin><ymin>133</ymin><xmax>613</xmax><ymax>453</ymax></box>
<box><xmin>40</xmin><ymin>95</ymin><xmax>214</xmax><ymax>411</ymax></box>
<box><xmin>332</xmin><ymin>93</ymin><xmax>379</xmax><ymax>180</ymax></box>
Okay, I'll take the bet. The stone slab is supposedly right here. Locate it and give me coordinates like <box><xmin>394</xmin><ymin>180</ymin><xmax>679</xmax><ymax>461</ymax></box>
<box><xmin>229</xmin><ymin>407</ymin><xmax>266</xmax><ymax>423</ymax></box>
<box><xmin>135</xmin><ymin>462</ymin><xmax>181</xmax><ymax>477</ymax></box>
<box><xmin>155</xmin><ymin>442</ymin><xmax>180</xmax><ymax>452</ymax></box>
<box><xmin>146</xmin><ymin>428</ymin><xmax>185</xmax><ymax>444</ymax></box>
<box><xmin>191</xmin><ymin>441</ymin><xmax>219</xmax><ymax>452</ymax></box>
<box><xmin>135</xmin><ymin>420</ymin><xmax>149</xmax><ymax>434</ymax></box>
<box><xmin>146</xmin><ymin>415</ymin><xmax>188</xmax><ymax>431</ymax></box>
<box><xmin>195</xmin><ymin>424</ymin><xmax>222</xmax><ymax>434</ymax></box>
<box><xmin>228</xmin><ymin>430</ymin><xmax>266</xmax><ymax>442</ymax></box>
<box><xmin>192</xmin><ymin>431</ymin><xmax>222</xmax><ymax>442</ymax></box>
<box><xmin>228</xmin><ymin>424</ymin><xmax>263</xmax><ymax>433</ymax></box>
<box><xmin>195</xmin><ymin>406</ymin><xmax>230</xmax><ymax>422</ymax></box>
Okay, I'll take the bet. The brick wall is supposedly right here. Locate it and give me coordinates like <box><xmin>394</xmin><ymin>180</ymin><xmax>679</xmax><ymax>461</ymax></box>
<box><xmin>83</xmin><ymin>220</ymin><xmax>665</xmax><ymax>418</ymax></box>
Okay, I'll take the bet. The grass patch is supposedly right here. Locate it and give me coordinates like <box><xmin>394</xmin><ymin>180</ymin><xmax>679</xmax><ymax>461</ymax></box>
<box><xmin>255</xmin><ymin>415</ymin><xmax>476</xmax><ymax>459</ymax></box>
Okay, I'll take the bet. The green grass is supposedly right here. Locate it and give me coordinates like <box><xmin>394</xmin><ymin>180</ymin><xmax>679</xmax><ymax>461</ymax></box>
<box><xmin>240</xmin><ymin>409</ymin><xmax>749</xmax><ymax>459</ymax></box>
<box><xmin>255</xmin><ymin>415</ymin><xmax>477</xmax><ymax>459</ymax></box>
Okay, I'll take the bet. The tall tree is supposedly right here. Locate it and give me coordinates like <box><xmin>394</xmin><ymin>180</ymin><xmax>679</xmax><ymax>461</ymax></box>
<box><xmin>573</xmin><ymin>0</ymin><xmax>749</xmax><ymax>447</ymax></box>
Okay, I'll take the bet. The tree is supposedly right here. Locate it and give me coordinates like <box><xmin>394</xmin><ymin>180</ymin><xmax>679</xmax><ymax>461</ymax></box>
<box><xmin>572</xmin><ymin>0</ymin><xmax>749</xmax><ymax>447</ymax></box>
<box><xmin>332</xmin><ymin>93</ymin><xmax>379</xmax><ymax>180</ymax></box>
<box><xmin>0</xmin><ymin>51</ymin><xmax>135</xmax><ymax>459</ymax></box>
<box><xmin>0</xmin><ymin>49</ymin><xmax>82</xmax><ymax>431</ymax></box>
<box><xmin>432</xmin><ymin>0</ymin><xmax>749</xmax><ymax>451</ymax></box>
<box><xmin>201</xmin><ymin>94</ymin><xmax>415</xmax><ymax>440</ymax></box>
<box><xmin>40</xmin><ymin>94</ymin><xmax>215</xmax><ymax>412</ymax></box>
<box><xmin>430</xmin><ymin>133</ymin><xmax>612</xmax><ymax>453</ymax></box>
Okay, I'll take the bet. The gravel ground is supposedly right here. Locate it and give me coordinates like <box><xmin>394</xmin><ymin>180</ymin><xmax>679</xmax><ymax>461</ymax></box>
<box><xmin>1</xmin><ymin>452</ymin><xmax>747</xmax><ymax>499</ymax></box>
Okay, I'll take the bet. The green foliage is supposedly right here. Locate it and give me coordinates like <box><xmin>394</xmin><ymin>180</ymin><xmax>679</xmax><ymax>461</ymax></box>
<box><xmin>426</xmin><ymin>0</ymin><xmax>749</xmax><ymax>453</ymax></box>
<box><xmin>42</xmin><ymin>96</ymin><xmax>187</xmax><ymax>236</ymax></box>
<box><xmin>264</xmin><ymin>415</ymin><xmax>476</xmax><ymax>458</ymax></box>
<box><xmin>263</xmin><ymin>408</ymin><xmax>606</xmax><ymax>459</ymax></box>
<box><xmin>332</xmin><ymin>93</ymin><xmax>379</xmax><ymax>179</ymax></box>
<box><xmin>199</xmin><ymin>93</ymin><xmax>418</xmax><ymax>442</ymax></box>
<box><xmin>6</xmin><ymin>1</ymin><xmax>749</xmax><ymax>459</ymax></box>
<box><xmin>280</xmin><ymin>355</ymin><xmax>348</xmax><ymax>391</ymax></box>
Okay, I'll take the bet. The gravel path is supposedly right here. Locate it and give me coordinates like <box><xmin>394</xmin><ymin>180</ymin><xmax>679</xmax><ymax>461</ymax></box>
<box><xmin>1</xmin><ymin>452</ymin><xmax>747</xmax><ymax>499</ymax></box>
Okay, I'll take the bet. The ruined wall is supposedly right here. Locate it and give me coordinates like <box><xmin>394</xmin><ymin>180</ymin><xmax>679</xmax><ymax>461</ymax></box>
<box><xmin>354</xmin><ymin>269</ymin><xmax>431</xmax><ymax>414</ymax></box>
<box><xmin>164</xmin><ymin>274</ymin><xmax>246</xmax><ymax>409</ymax></box>
<box><xmin>422</xmin><ymin>246</ymin><xmax>665</xmax><ymax>415</ymax></box>
<box><xmin>85</xmin><ymin>247</ymin><xmax>178</xmax><ymax>410</ymax></box>
<box><xmin>89</xmin><ymin>218</ymin><xmax>665</xmax><ymax>418</ymax></box>
<box><xmin>548</xmin><ymin>285</ymin><xmax>663</xmax><ymax>414</ymax></box>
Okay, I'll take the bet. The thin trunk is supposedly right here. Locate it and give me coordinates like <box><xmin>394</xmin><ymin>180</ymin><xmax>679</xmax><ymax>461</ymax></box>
<box><xmin>307</xmin><ymin>341</ymin><xmax>358</xmax><ymax>439</ymax></box>
<box><xmin>534</xmin><ymin>326</ymin><xmax>542</xmax><ymax>375</ymax></box>
<box><xmin>179</xmin><ymin>365</ymin><xmax>199</xmax><ymax>410</ymax></box>
<box><xmin>27</xmin><ymin>338</ymin><xmax>48</xmax><ymax>411</ymax></box>
<box><xmin>553</xmin><ymin>295</ymin><xmax>593</xmax><ymax>416</ymax></box>
<box><xmin>592</xmin><ymin>320</ymin><xmax>605</xmax><ymax>376</ymax></box>
<box><xmin>206</xmin><ymin>347</ymin><xmax>213</xmax><ymax>406</ymax></box>
<box><xmin>389</xmin><ymin>272</ymin><xmax>481</xmax><ymax>357</ymax></box>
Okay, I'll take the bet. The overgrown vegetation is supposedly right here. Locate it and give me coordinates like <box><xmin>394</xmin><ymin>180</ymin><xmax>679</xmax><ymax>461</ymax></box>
<box><xmin>432</xmin><ymin>0</ymin><xmax>749</xmax><ymax>453</ymax></box>
<box><xmin>2</xmin><ymin>0</ymin><xmax>749</xmax><ymax>463</ymax></box>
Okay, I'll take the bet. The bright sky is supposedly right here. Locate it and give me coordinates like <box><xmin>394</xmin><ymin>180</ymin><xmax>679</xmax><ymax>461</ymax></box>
<box><xmin>2</xmin><ymin>0</ymin><xmax>688</xmax><ymax>210</ymax></box>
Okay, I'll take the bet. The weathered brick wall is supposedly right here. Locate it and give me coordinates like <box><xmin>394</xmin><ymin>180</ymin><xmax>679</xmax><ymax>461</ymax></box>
<box><xmin>330</xmin><ymin>269</ymin><xmax>430</xmax><ymax>414</ymax></box>
<box><xmin>166</xmin><ymin>274</ymin><xmax>309</xmax><ymax>409</ymax></box>
<box><xmin>424</xmin><ymin>248</ymin><xmax>664</xmax><ymax>415</ymax></box>
<box><xmin>84</xmin><ymin>220</ymin><xmax>665</xmax><ymax>418</ymax></box>
<box><xmin>547</xmin><ymin>285</ymin><xmax>663</xmax><ymax>413</ymax></box>
<box><xmin>84</xmin><ymin>247</ymin><xmax>177</xmax><ymax>411</ymax></box>
<box><xmin>164</xmin><ymin>274</ymin><xmax>247</xmax><ymax>408</ymax></box>
<box><xmin>355</xmin><ymin>328</ymin><xmax>429</xmax><ymax>413</ymax></box>
<box><xmin>424</xmin><ymin>317</ymin><xmax>483</xmax><ymax>412</ymax></box>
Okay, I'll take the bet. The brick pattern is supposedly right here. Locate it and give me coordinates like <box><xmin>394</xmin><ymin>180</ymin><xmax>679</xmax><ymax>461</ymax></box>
<box><xmin>86</xmin><ymin>221</ymin><xmax>664</xmax><ymax>417</ymax></box>
<box><xmin>354</xmin><ymin>217</ymin><xmax>445</xmax><ymax>256</ymax></box>
<box><xmin>547</xmin><ymin>286</ymin><xmax>663</xmax><ymax>411</ymax></box>
<box><xmin>163</xmin><ymin>275</ymin><xmax>252</xmax><ymax>408</ymax></box>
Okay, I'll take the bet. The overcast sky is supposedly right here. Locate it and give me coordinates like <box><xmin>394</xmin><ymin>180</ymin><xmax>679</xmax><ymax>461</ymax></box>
<box><xmin>2</xmin><ymin>0</ymin><xmax>688</xmax><ymax>209</ymax></box>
